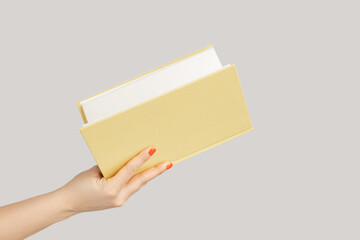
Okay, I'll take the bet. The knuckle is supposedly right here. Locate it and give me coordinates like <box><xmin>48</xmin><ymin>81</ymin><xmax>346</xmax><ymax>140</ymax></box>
<box><xmin>132</xmin><ymin>155</ymin><xmax>142</xmax><ymax>162</ymax></box>
<box><xmin>134</xmin><ymin>154</ymin><xmax>146</xmax><ymax>164</ymax></box>
<box><xmin>104</xmin><ymin>188</ymin><xmax>118</xmax><ymax>198</ymax></box>
<box><xmin>126</xmin><ymin>162</ymin><xmax>138</xmax><ymax>174</ymax></box>
<box><xmin>137</xmin><ymin>175</ymin><xmax>148</xmax><ymax>187</ymax></box>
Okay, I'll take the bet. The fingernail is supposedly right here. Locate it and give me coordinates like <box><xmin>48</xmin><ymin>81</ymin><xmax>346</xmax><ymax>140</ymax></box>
<box><xmin>148</xmin><ymin>147</ymin><xmax>156</xmax><ymax>156</ymax></box>
<box><xmin>166</xmin><ymin>162</ymin><xmax>173</xmax><ymax>170</ymax></box>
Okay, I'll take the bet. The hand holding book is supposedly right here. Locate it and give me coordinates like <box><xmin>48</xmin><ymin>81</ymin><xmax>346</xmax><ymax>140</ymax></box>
<box><xmin>61</xmin><ymin>146</ymin><xmax>172</xmax><ymax>213</ymax></box>
<box><xmin>0</xmin><ymin>147</ymin><xmax>172</xmax><ymax>239</ymax></box>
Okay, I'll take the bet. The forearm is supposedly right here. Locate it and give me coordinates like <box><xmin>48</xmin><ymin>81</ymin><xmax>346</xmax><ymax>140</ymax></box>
<box><xmin>0</xmin><ymin>188</ymin><xmax>77</xmax><ymax>240</ymax></box>
<box><xmin>0</xmin><ymin>147</ymin><xmax>170</xmax><ymax>239</ymax></box>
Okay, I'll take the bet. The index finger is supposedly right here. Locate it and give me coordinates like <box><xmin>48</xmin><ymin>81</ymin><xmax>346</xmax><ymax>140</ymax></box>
<box><xmin>109</xmin><ymin>146</ymin><xmax>156</xmax><ymax>187</ymax></box>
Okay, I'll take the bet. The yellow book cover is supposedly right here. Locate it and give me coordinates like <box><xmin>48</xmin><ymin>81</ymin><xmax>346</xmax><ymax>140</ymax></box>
<box><xmin>77</xmin><ymin>45</ymin><xmax>253</xmax><ymax>178</ymax></box>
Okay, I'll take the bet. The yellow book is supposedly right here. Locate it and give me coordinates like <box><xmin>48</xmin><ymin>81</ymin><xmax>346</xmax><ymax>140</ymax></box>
<box><xmin>77</xmin><ymin>45</ymin><xmax>253</xmax><ymax>178</ymax></box>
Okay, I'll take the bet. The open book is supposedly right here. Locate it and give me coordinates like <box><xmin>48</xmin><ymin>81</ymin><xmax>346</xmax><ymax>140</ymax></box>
<box><xmin>77</xmin><ymin>45</ymin><xmax>253</xmax><ymax>178</ymax></box>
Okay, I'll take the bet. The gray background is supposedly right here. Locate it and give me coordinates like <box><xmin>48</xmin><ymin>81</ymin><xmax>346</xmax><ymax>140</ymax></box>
<box><xmin>0</xmin><ymin>0</ymin><xmax>359</xmax><ymax>239</ymax></box>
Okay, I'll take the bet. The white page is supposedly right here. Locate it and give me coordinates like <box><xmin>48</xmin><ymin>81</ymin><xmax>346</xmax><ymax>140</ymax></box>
<box><xmin>81</xmin><ymin>47</ymin><xmax>223</xmax><ymax>125</ymax></box>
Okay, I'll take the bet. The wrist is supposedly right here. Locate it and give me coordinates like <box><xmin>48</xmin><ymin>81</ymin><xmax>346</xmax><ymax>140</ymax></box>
<box><xmin>51</xmin><ymin>187</ymin><xmax>80</xmax><ymax>219</ymax></box>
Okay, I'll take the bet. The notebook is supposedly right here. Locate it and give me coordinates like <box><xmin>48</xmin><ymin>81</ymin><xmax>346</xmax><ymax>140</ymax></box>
<box><xmin>77</xmin><ymin>45</ymin><xmax>253</xmax><ymax>178</ymax></box>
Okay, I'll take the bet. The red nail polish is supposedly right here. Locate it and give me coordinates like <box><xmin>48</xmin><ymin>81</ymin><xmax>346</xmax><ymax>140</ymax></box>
<box><xmin>166</xmin><ymin>163</ymin><xmax>173</xmax><ymax>170</ymax></box>
<box><xmin>148</xmin><ymin>148</ymin><xmax>156</xmax><ymax>156</ymax></box>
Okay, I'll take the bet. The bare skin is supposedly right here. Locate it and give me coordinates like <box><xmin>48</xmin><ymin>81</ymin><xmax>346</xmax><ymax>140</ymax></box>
<box><xmin>0</xmin><ymin>146</ymin><xmax>173</xmax><ymax>240</ymax></box>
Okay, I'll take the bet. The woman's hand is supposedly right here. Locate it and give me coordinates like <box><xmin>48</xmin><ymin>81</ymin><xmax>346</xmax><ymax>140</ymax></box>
<box><xmin>59</xmin><ymin>146</ymin><xmax>173</xmax><ymax>213</ymax></box>
<box><xmin>0</xmin><ymin>146</ymin><xmax>173</xmax><ymax>240</ymax></box>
